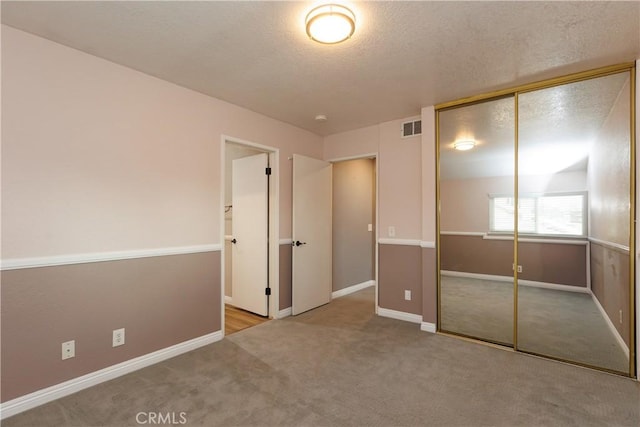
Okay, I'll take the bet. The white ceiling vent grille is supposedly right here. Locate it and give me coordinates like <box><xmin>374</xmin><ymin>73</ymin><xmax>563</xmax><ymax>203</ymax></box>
<box><xmin>401</xmin><ymin>120</ymin><xmax>422</xmax><ymax>138</ymax></box>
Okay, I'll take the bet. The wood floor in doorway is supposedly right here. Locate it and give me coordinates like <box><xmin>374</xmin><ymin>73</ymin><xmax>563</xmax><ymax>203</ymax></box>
<box><xmin>225</xmin><ymin>304</ymin><xmax>269</xmax><ymax>335</ymax></box>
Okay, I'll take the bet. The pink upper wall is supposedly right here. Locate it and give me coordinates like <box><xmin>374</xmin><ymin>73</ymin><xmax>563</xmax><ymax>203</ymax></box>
<box><xmin>323</xmin><ymin>125</ymin><xmax>379</xmax><ymax>160</ymax></box>
<box><xmin>588</xmin><ymin>76</ymin><xmax>632</xmax><ymax>246</ymax></box>
<box><xmin>1</xmin><ymin>26</ymin><xmax>322</xmax><ymax>258</ymax></box>
<box><xmin>323</xmin><ymin>117</ymin><xmax>423</xmax><ymax>241</ymax></box>
<box><xmin>378</xmin><ymin>118</ymin><xmax>423</xmax><ymax>240</ymax></box>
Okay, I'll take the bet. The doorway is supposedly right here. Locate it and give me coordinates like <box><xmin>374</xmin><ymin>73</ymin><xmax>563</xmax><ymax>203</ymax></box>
<box><xmin>330</xmin><ymin>155</ymin><xmax>378</xmax><ymax>311</ymax></box>
<box><xmin>221</xmin><ymin>137</ymin><xmax>279</xmax><ymax>335</ymax></box>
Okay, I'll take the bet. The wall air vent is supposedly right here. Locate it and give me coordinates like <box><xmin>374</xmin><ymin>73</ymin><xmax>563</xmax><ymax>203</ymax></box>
<box><xmin>401</xmin><ymin>120</ymin><xmax>422</xmax><ymax>138</ymax></box>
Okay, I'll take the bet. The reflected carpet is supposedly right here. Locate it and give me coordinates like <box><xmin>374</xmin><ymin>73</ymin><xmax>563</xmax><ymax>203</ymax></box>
<box><xmin>441</xmin><ymin>275</ymin><xmax>629</xmax><ymax>373</ymax></box>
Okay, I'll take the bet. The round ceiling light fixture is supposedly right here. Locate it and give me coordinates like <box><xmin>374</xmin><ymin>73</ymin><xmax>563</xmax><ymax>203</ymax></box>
<box><xmin>305</xmin><ymin>4</ymin><xmax>356</xmax><ymax>44</ymax></box>
<box><xmin>453</xmin><ymin>140</ymin><xmax>476</xmax><ymax>151</ymax></box>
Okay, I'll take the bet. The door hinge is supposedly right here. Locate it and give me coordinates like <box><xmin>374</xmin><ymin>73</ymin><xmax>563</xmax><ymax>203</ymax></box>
<box><xmin>265</xmin><ymin>287</ymin><xmax>271</xmax><ymax>296</ymax></box>
<box><xmin>265</xmin><ymin>167</ymin><xmax>272</xmax><ymax>175</ymax></box>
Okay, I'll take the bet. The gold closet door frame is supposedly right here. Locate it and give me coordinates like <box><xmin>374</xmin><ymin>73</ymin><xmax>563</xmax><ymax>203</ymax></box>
<box><xmin>435</xmin><ymin>62</ymin><xmax>637</xmax><ymax>378</ymax></box>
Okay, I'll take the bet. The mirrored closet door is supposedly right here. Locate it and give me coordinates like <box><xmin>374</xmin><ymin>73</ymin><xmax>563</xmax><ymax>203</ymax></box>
<box><xmin>516</xmin><ymin>71</ymin><xmax>633</xmax><ymax>374</ymax></box>
<box><xmin>438</xmin><ymin>96</ymin><xmax>515</xmax><ymax>346</ymax></box>
<box><xmin>437</xmin><ymin>64</ymin><xmax>635</xmax><ymax>376</ymax></box>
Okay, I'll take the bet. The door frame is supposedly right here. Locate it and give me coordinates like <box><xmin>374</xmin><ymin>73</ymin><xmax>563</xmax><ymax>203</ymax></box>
<box><xmin>220</xmin><ymin>135</ymin><xmax>280</xmax><ymax>335</ymax></box>
<box><xmin>327</xmin><ymin>152</ymin><xmax>379</xmax><ymax>313</ymax></box>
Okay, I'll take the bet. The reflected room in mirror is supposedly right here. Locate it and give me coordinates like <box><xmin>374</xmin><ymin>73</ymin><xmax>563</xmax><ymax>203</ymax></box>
<box><xmin>437</xmin><ymin>69</ymin><xmax>634</xmax><ymax>376</ymax></box>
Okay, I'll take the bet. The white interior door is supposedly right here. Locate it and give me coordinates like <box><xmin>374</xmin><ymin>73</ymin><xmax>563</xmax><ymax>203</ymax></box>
<box><xmin>232</xmin><ymin>153</ymin><xmax>268</xmax><ymax>316</ymax></box>
<box><xmin>292</xmin><ymin>154</ymin><xmax>332</xmax><ymax>315</ymax></box>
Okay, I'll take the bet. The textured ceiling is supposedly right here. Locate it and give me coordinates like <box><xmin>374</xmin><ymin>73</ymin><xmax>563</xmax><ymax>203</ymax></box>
<box><xmin>439</xmin><ymin>71</ymin><xmax>631</xmax><ymax>179</ymax></box>
<box><xmin>2</xmin><ymin>1</ymin><xmax>639</xmax><ymax>136</ymax></box>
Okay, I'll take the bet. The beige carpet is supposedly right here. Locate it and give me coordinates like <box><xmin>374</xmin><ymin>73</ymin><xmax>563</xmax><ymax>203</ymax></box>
<box><xmin>441</xmin><ymin>275</ymin><xmax>630</xmax><ymax>373</ymax></box>
<box><xmin>4</xmin><ymin>287</ymin><xmax>639</xmax><ymax>426</ymax></box>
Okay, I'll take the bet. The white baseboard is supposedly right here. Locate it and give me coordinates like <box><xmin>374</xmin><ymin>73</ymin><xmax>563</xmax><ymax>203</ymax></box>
<box><xmin>278</xmin><ymin>307</ymin><xmax>292</xmax><ymax>319</ymax></box>
<box><xmin>0</xmin><ymin>331</ymin><xmax>223</xmax><ymax>419</ymax></box>
<box><xmin>377</xmin><ymin>307</ymin><xmax>422</xmax><ymax>324</ymax></box>
<box><xmin>421</xmin><ymin>322</ymin><xmax>436</xmax><ymax>333</ymax></box>
<box><xmin>441</xmin><ymin>270</ymin><xmax>590</xmax><ymax>293</ymax></box>
<box><xmin>332</xmin><ymin>280</ymin><xmax>375</xmax><ymax>299</ymax></box>
<box><xmin>224</xmin><ymin>296</ymin><xmax>233</xmax><ymax>304</ymax></box>
<box><xmin>591</xmin><ymin>293</ymin><xmax>630</xmax><ymax>358</ymax></box>
<box><xmin>518</xmin><ymin>279</ymin><xmax>590</xmax><ymax>294</ymax></box>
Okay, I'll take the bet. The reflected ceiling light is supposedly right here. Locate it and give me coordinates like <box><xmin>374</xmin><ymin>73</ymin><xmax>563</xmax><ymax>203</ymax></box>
<box><xmin>453</xmin><ymin>140</ymin><xmax>476</xmax><ymax>151</ymax></box>
<box><xmin>305</xmin><ymin>4</ymin><xmax>356</xmax><ymax>44</ymax></box>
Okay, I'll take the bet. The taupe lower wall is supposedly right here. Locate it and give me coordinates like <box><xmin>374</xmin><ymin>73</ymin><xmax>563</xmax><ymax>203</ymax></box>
<box><xmin>279</xmin><ymin>244</ymin><xmax>292</xmax><ymax>310</ymax></box>
<box><xmin>440</xmin><ymin>235</ymin><xmax>513</xmax><ymax>276</ymax></box>
<box><xmin>440</xmin><ymin>235</ymin><xmax>587</xmax><ymax>287</ymax></box>
<box><xmin>518</xmin><ymin>241</ymin><xmax>587</xmax><ymax>286</ymax></box>
<box><xmin>0</xmin><ymin>251</ymin><xmax>221</xmax><ymax>402</ymax></box>
<box><xmin>379</xmin><ymin>244</ymin><xmax>422</xmax><ymax>315</ymax></box>
<box><xmin>591</xmin><ymin>241</ymin><xmax>630</xmax><ymax>347</ymax></box>
<box><xmin>422</xmin><ymin>248</ymin><xmax>437</xmax><ymax>324</ymax></box>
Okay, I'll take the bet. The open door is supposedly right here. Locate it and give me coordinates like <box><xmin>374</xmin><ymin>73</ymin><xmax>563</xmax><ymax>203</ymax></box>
<box><xmin>231</xmin><ymin>153</ymin><xmax>269</xmax><ymax>316</ymax></box>
<box><xmin>292</xmin><ymin>154</ymin><xmax>332</xmax><ymax>315</ymax></box>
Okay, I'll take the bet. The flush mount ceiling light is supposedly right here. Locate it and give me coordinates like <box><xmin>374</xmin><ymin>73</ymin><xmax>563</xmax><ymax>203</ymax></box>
<box><xmin>305</xmin><ymin>4</ymin><xmax>356</xmax><ymax>44</ymax></box>
<box><xmin>453</xmin><ymin>140</ymin><xmax>476</xmax><ymax>151</ymax></box>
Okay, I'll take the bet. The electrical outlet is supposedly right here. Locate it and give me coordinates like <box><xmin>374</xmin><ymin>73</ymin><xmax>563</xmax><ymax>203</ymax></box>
<box><xmin>113</xmin><ymin>328</ymin><xmax>125</xmax><ymax>347</ymax></box>
<box><xmin>388</xmin><ymin>226</ymin><xmax>396</xmax><ymax>237</ymax></box>
<box><xmin>62</xmin><ymin>340</ymin><xmax>75</xmax><ymax>360</ymax></box>
<box><xmin>367</xmin><ymin>223</ymin><xmax>373</xmax><ymax>232</ymax></box>
<box><xmin>517</xmin><ymin>265</ymin><xmax>523</xmax><ymax>273</ymax></box>
<box><xmin>404</xmin><ymin>290</ymin><xmax>412</xmax><ymax>301</ymax></box>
